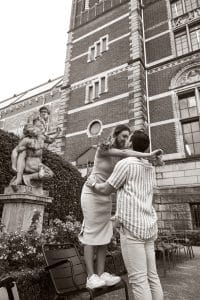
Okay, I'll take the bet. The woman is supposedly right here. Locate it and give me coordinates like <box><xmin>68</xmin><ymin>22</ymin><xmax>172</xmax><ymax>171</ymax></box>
<box><xmin>79</xmin><ymin>124</ymin><xmax>161</xmax><ymax>289</ymax></box>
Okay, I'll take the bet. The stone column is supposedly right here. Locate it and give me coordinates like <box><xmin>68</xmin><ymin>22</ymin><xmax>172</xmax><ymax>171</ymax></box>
<box><xmin>0</xmin><ymin>186</ymin><xmax>52</xmax><ymax>234</ymax></box>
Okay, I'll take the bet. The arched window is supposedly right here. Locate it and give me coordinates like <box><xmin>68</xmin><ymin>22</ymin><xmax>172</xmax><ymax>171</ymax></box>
<box><xmin>170</xmin><ymin>64</ymin><xmax>200</xmax><ymax>156</ymax></box>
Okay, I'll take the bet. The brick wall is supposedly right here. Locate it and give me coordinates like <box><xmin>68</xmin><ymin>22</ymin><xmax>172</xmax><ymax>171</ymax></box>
<box><xmin>148</xmin><ymin>56</ymin><xmax>200</xmax><ymax>96</ymax></box>
<box><xmin>69</xmin><ymin>70</ymin><xmax>128</xmax><ymax>110</ymax></box>
<box><xmin>151</xmin><ymin>122</ymin><xmax>177</xmax><ymax>154</ymax></box>
<box><xmin>67</xmin><ymin>97</ymin><xmax>129</xmax><ymax>134</ymax></box>
<box><xmin>143</xmin><ymin>0</ymin><xmax>168</xmax><ymax>30</ymax></box>
<box><xmin>74</xmin><ymin>0</ymin><xmax>129</xmax><ymax>29</ymax></box>
<box><xmin>149</xmin><ymin>96</ymin><xmax>174</xmax><ymax>123</ymax></box>
<box><xmin>72</xmin><ymin>17</ymin><xmax>129</xmax><ymax>58</ymax></box>
<box><xmin>146</xmin><ymin>33</ymin><xmax>172</xmax><ymax>64</ymax></box>
<box><xmin>70</xmin><ymin>37</ymin><xmax>130</xmax><ymax>83</ymax></box>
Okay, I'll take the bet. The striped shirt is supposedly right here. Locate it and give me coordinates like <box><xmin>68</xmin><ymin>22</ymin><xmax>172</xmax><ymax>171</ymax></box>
<box><xmin>107</xmin><ymin>157</ymin><xmax>158</xmax><ymax>240</ymax></box>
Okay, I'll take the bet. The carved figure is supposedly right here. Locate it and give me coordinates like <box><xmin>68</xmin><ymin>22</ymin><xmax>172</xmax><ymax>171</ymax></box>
<box><xmin>10</xmin><ymin>106</ymin><xmax>61</xmax><ymax>187</ymax></box>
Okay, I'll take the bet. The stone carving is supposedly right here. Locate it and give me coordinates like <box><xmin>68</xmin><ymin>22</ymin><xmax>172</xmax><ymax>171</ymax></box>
<box><xmin>175</xmin><ymin>68</ymin><xmax>200</xmax><ymax>88</ymax></box>
<box><xmin>10</xmin><ymin>106</ymin><xmax>61</xmax><ymax>189</ymax></box>
<box><xmin>172</xmin><ymin>8</ymin><xmax>200</xmax><ymax>29</ymax></box>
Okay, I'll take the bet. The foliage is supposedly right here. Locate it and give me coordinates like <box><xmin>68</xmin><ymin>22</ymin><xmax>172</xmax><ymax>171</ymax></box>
<box><xmin>0</xmin><ymin>129</ymin><xmax>85</xmax><ymax>221</ymax></box>
<box><xmin>0</xmin><ymin>213</ymin><xmax>82</xmax><ymax>276</ymax></box>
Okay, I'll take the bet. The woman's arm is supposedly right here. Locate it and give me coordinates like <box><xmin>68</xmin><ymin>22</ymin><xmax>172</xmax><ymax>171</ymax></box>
<box><xmin>99</xmin><ymin>147</ymin><xmax>163</xmax><ymax>159</ymax></box>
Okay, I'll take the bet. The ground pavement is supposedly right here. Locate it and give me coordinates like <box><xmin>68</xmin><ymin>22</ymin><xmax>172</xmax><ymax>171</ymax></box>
<box><xmin>97</xmin><ymin>246</ymin><xmax>200</xmax><ymax>300</ymax></box>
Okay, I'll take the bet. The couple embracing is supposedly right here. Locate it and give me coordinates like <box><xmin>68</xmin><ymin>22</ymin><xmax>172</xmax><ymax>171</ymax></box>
<box><xmin>79</xmin><ymin>124</ymin><xmax>164</xmax><ymax>300</ymax></box>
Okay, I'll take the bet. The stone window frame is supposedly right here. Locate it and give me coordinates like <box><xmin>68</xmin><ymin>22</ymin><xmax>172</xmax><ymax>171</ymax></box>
<box><xmin>87</xmin><ymin>119</ymin><xmax>103</xmax><ymax>137</ymax></box>
<box><xmin>87</xmin><ymin>35</ymin><xmax>109</xmax><ymax>62</ymax></box>
<box><xmin>171</xmin><ymin>70</ymin><xmax>200</xmax><ymax>157</ymax></box>
<box><xmin>85</xmin><ymin>75</ymin><xmax>108</xmax><ymax>104</ymax></box>
<box><xmin>173</xmin><ymin>22</ymin><xmax>200</xmax><ymax>56</ymax></box>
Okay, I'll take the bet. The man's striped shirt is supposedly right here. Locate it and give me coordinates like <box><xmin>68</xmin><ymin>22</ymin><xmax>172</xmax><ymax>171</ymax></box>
<box><xmin>107</xmin><ymin>157</ymin><xmax>157</xmax><ymax>240</ymax></box>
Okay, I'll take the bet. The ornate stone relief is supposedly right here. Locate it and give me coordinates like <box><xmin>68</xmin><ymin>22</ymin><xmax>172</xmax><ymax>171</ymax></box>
<box><xmin>170</xmin><ymin>64</ymin><xmax>200</xmax><ymax>89</ymax></box>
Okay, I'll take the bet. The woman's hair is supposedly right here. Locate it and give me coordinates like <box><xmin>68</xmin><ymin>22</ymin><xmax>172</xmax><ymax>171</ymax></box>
<box><xmin>130</xmin><ymin>130</ymin><xmax>150</xmax><ymax>152</ymax></box>
<box><xmin>113</xmin><ymin>124</ymin><xmax>131</xmax><ymax>137</ymax></box>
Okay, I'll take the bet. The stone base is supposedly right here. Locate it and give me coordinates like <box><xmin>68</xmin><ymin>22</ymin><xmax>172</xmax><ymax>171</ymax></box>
<box><xmin>0</xmin><ymin>189</ymin><xmax>52</xmax><ymax>233</ymax></box>
<box><xmin>5</xmin><ymin>185</ymin><xmax>49</xmax><ymax>197</ymax></box>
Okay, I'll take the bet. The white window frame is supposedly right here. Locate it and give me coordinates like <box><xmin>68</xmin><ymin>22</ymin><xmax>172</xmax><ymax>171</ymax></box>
<box><xmin>85</xmin><ymin>76</ymin><xmax>108</xmax><ymax>103</ymax></box>
<box><xmin>87</xmin><ymin>35</ymin><xmax>109</xmax><ymax>62</ymax></box>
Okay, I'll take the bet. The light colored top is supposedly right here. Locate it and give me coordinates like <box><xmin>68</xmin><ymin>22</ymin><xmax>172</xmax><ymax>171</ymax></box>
<box><xmin>107</xmin><ymin>157</ymin><xmax>158</xmax><ymax>240</ymax></box>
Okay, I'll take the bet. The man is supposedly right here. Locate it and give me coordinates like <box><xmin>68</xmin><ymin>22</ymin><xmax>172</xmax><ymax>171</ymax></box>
<box><xmin>87</xmin><ymin>131</ymin><xmax>164</xmax><ymax>299</ymax></box>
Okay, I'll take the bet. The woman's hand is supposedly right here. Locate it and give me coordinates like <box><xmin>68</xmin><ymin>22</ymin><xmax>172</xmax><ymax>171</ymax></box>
<box><xmin>85</xmin><ymin>176</ymin><xmax>97</xmax><ymax>188</ymax></box>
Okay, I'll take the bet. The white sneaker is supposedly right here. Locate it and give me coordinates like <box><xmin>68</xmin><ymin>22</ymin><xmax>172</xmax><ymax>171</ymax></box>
<box><xmin>86</xmin><ymin>274</ymin><xmax>106</xmax><ymax>289</ymax></box>
<box><xmin>100</xmin><ymin>272</ymin><xmax>121</xmax><ymax>286</ymax></box>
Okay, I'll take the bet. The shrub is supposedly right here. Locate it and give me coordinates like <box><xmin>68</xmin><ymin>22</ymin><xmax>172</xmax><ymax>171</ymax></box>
<box><xmin>0</xmin><ymin>213</ymin><xmax>82</xmax><ymax>276</ymax></box>
<box><xmin>0</xmin><ymin>129</ymin><xmax>85</xmax><ymax>222</ymax></box>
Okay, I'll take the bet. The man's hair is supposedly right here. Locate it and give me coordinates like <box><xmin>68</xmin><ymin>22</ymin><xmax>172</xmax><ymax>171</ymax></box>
<box><xmin>130</xmin><ymin>130</ymin><xmax>150</xmax><ymax>152</ymax></box>
<box><xmin>113</xmin><ymin>124</ymin><xmax>131</xmax><ymax>137</ymax></box>
<box><xmin>39</xmin><ymin>106</ymin><xmax>50</xmax><ymax>115</ymax></box>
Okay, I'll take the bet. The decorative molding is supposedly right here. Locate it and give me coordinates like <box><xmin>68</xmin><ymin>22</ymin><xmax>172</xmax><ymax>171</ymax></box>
<box><xmin>170</xmin><ymin>63</ymin><xmax>200</xmax><ymax>89</ymax></box>
<box><xmin>148</xmin><ymin>52</ymin><xmax>200</xmax><ymax>74</ymax></box>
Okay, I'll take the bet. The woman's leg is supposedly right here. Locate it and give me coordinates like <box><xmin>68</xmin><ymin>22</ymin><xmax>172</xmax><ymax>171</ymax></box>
<box><xmin>96</xmin><ymin>245</ymin><xmax>107</xmax><ymax>275</ymax></box>
<box><xmin>84</xmin><ymin>245</ymin><xmax>95</xmax><ymax>277</ymax></box>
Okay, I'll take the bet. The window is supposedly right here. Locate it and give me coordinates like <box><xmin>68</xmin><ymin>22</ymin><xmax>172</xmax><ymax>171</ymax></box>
<box><xmin>175</xmin><ymin>30</ymin><xmax>189</xmax><ymax>56</ymax></box>
<box><xmin>190</xmin><ymin>24</ymin><xmax>200</xmax><ymax>51</ymax></box>
<box><xmin>87</xmin><ymin>120</ymin><xmax>102</xmax><ymax>137</ymax></box>
<box><xmin>171</xmin><ymin>0</ymin><xmax>199</xmax><ymax>18</ymax></box>
<box><xmin>191</xmin><ymin>204</ymin><xmax>200</xmax><ymax>229</ymax></box>
<box><xmin>185</xmin><ymin>0</ymin><xmax>198</xmax><ymax>12</ymax></box>
<box><xmin>85</xmin><ymin>76</ymin><xmax>108</xmax><ymax>103</ymax></box>
<box><xmin>178</xmin><ymin>91</ymin><xmax>200</xmax><ymax>156</ymax></box>
<box><xmin>171</xmin><ymin>0</ymin><xmax>184</xmax><ymax>18</ymax></box>
<box><xmin>88</xmin><ymin>35</ymin><xmax>108</xmax><ymax>62</ymax></box>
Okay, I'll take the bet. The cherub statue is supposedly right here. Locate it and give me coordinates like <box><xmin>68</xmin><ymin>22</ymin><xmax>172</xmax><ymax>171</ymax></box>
<box><xmin>10</xmin><ymin>106</ymin><xmax>61</xmax><ymax>187</ymax></box>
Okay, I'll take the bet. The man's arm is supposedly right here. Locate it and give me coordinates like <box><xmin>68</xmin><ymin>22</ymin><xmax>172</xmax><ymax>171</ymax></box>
<box><xmin>93</xmin><ymin>182</ymin><xmax>116</xmax><ymax>195</ymax></box>
<box><xmin>86</xmin><ymin>159</ymin><xmax>128</xmax><ymax>195</ymax></box>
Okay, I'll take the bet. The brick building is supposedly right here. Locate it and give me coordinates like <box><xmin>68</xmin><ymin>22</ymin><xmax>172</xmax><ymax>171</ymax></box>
<box><xmin>1</xmin><ymin>0</ymin><xmax>200</xmax><ymax>231</ymax></box>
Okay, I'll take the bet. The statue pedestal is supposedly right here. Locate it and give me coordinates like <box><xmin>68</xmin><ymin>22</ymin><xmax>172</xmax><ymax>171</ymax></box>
<box><xmin>0</xmin><ymin>185</ymin><xmax>52</xmax><ymax>234</ymax></box>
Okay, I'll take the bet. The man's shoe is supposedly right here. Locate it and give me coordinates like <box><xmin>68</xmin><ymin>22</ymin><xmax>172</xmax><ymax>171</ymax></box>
<box><xmin>86</xmin><ymin>274</ymin><xmax>106</xmax><ymax>289</ymax></box>
<box><xmin>100</xmin><ymin>272</ymin><xmax>121</xmax><ymax>286</ymax></box>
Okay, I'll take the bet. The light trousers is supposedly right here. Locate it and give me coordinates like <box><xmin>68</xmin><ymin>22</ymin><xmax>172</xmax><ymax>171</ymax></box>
<box><xmin>120</xmin><ymin>228</ymin><xmax>164</xmax><ymax>300</ymax></box>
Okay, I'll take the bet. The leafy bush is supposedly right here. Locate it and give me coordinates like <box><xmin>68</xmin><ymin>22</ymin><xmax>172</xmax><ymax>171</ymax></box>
<box><xmin>0</xmin><ymin>212</ymin><xmax>82</xmax><ymax>276</ymax></box>
<box><xmin>0</xmin><ymin>129</ymin><xmax>85</xmax><ymax>221</ymax></box>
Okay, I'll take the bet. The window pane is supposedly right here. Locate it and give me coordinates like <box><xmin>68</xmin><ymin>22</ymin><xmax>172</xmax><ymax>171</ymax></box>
<box><xmin>171</xmin><ymin>0</ymin><xmax>184</xmax><ymax>17</ymax></box>
<box><xmin>183</xmin><ymin>120</ymin><xmax>200</xmax><ymax>156</ymax></box>
<box><xmin>191</xmin><ymin>121</ymin><xmax>200</xmax><ymax>132</ymax></box>
<box><xmin>175</xmin><ymin>31</ymin><xmax>189</xmax><ymax>56</ymax></box>
<box><xmin>183</xmin><ymin>123</ymin><xmax>191</xmax><ymax>133</ymax></box>
<box><xmin>178</xmin><ymin>92</ymin><xmax>197</xmax><ymax>119</ymax></box>
<box><xmin>94</xmin><ymin>82</ymin><xmax>99</xmax><ymax>98</ymax></box>
<box><xmin>185</xmin><ymin>0</ymin><xmax>198</xmax><ymax>12</ymax></box>
<box><xmin>194</xmin><ymin>143</ymin><xmax>200</xmax><ymax>154</ymax></box>
<box><xmin>102</xmin><ymin>37</ymin><xmax>107</xmax><ymax>52</ymax></box>
<box><xmin>193</xmin><ymin>131</ymin><xmax>200</xmax><ymax>143</ymax></box>
<box><xmin>89</xmin><ymin>86</ymin><xmax>93</xmax><ymax>101</ymax></box>
<box><xmin>101</xmin><ymin>77</ymin><xmax>106</xmax><ymax>93</ymax></box>
<box><xmin>189</xmin><ymin>106</ymin><xmax>198</xmax><ymax>117</ymax></box>
<box><xmin>90</xmin><ymin>47</ymin><xmax>95</xmax><ymax>61</ymax></box>
<box><xmin>96</xmin><ymin>42</ymin><xmax>101</xmax><ymax>57</ymax></box>
<box><xmin>190</xmin><ymin>25</ymin><xmax>200</xmax><ymax>51</ymax></box>
<box><xmin>185</xmin><ymin>132</ymin><xmax>193</xmax><ymax>143</ymax></box>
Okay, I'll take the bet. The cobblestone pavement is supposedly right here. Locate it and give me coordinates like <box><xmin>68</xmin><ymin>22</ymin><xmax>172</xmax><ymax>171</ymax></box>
<box><xmin>75</xmin><ymin>246</ymin><xmax>200</xmax><ymax>300</ymax></box>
